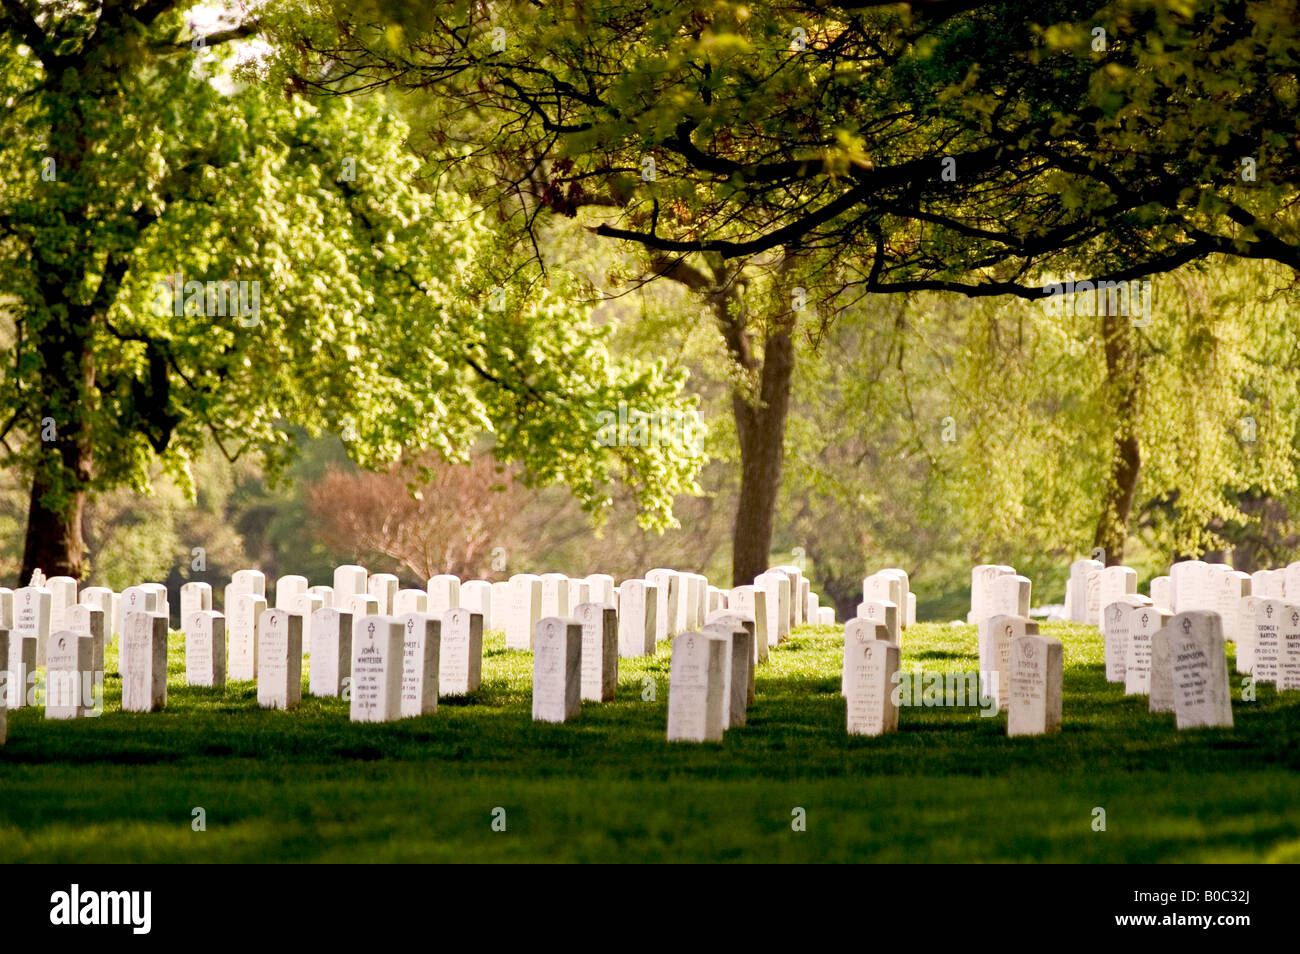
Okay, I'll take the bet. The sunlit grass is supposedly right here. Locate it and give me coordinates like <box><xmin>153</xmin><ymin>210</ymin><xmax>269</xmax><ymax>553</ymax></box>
<box><xmin>1</xmin><ymin>622</ymin><xmax>1297</xmax><ymax>862</ymax></box>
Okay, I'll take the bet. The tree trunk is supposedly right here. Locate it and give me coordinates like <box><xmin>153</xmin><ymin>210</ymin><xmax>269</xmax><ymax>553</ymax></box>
<box><xmin>21</xmin><ymin>472</ymin><xmax>88</xmax><ymax>581</ymax></box>
<box><xmin>731</xmin><ymin>325</ymin><xmax>796</xmax><ymax>585</ymax></box>
<box><xmin>1092</xmin><ymin>298</ymin><xmax>1141</xmax><ymax>566</ymax></box>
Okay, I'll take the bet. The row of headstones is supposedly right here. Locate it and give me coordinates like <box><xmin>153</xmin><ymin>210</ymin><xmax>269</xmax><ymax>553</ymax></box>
<box><xmin>843</xmin><ymin>613</ymin><xmax>1064</xmax><ymax>737</ymax></box>
<box><xmin>1066</xmin><ymin>558</ymin><xmax>1270</xmax><ymax>632</ymax></box>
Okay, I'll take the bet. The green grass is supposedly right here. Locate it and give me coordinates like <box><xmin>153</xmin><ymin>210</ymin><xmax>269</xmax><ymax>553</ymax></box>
<box><xmin>1</xmin><ymin>621</ymin><xmax>1298</xmax><ymax>862</ymax></box>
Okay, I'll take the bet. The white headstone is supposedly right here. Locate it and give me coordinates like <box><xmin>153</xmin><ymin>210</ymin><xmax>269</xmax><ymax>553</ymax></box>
<box><xmin>257</xmin><ymin>608</ymin><xmax>303</xmax><ymax>710</ymax></box>
<box><xmin>989</xmin><ymin>574</ymin><xmax>1031</xmax><ymax>621</ymax></box>
<box><xmin>1281</xmin><ymin>601</ymin><xmax>1300</xmax><ymax>692</ymax></box>
<box><xmin>349</xmin><ymin>615</ymin><xmax>403</xmax><ymax>722</ymax></box>
<box><xmin>1068</xmin><ymin>559</ymin><xmax>1103</xmax><ymax>621</ymax></box>
<box><xmin>440</xmin><ymin>607</ymin><xmax>483</xmax><ymax>696</ymax></box>
<box><xmin>307</xmin><ymin>584</ymin><xmax>334</xmax><ymax>608</ymax></box>
<box><xmin>1097</xmin><ymin>566</ymin><xmax>1138</xmax><ymax>623</ymax></box>
<box><xmin>1125</xmin><ymin>605</ymin><xmax>1170</xmax><ymax>696</ymax></box>
<box><xmin>1215</xmin><ymin>569</ymin><xmax>1251</xmax><ymax>643</ymax></box>
<box><xmin>666</xmin><ymin>632</ymin><xmax>725</xmax><ymax>742</ymax></box>
<box><xmin>275</xmin><ymin>575</ymin><xmax>309</xmax><ymax>611</ymax></box>
<box><xmin>702</xmin><ymin>621</ymin><xmax>751</xmax><ymax>727</ymax></box>
<box><xmin>978</xmin><ymin>614</ymin><xmax>1039</xmax><ymax>710</ymax></box>
<box><xmin>489</xmin><ymin>581</ymin><xmax>511</xmax><ymax>633</ymax></box>
<box><xmin>506</xmin><ymin>574</ymin><xmax>542</xmax><ymax>650</ymax></box>
<box><xmin>227</xmin><ymin>592</ymin><xmax>266</xmax><ymax>681</ymax></box>
<box><xmin>396</xmin><ymin>613</ymin><xmax>439</xmax><ymax>717</ymax></box>
<box><xmin>532</xmin><ymin>617</ymin><xmax>582</xmax><ymax>723</ymax></box>
<box><xmin>309</xmin><ymin>607</ymin><xmax>352</xmax><ymax>697</ymax></box>
<box><xmin>367</xmin><ymin>573</ymin><xmax>399</xmax><ymax>615</ymax></box>
<box><xmin>704</xmin><ymin>611</ymin><xmax>757</xmax><ymax>704</ymax></box>
<box><xmin>46</xmin><ymin>576</ymin><xmax>77</xmax><ymax>634</ymax></box>
<box><xmin>427</xmin><ymin>574</ymin><xmax>460</xmax><ymax>617</ymax></box>
<box><xmin>180</xmin><ymin>582</ymin><xmax>212</xmax><ymax>619</ymax></box>
<box><xmin>460</xmin><ymin>580</ymin><xmax>493</xmax><ymax>631</ymax></box>
<box><xmin>1234</xmin><ymin>595</ymin><xmax>1261</xmax><ymax>674</ymax></box>
<box><xmin>617</xmin><ymin>579</ymin><xmax>657</xmax><ymax>658</ymax></box>
<box><xmin>841</xmin><ymin>618</ymin><xmax>887</xmax><ymax>697</ymax></box>
<box><xmin>65</xmin><ymin>603</ymin><xmax>105</xmax><ymax>678</ymax></box>
<box><xmin>1149</xmin><ymin>576</ymin><xmax>1172</xmax><ymax>611</ymax></box>
<box><xmin>728</xmin><ymin>586</ymin><xmax>769</xmax><ymax>663</ymax></box>
<box><xmin>1170</xmin><ymin>560</ymin><xmax>1210</xmax><ymax>614</ymax></box>
<box><xmin>584</xmin><ymin>574</ymin><xmax>616</xmax><ymax>607</ymax></box>
<box><xmin>1149</xmin><ymin>623</ymin><xmax>1175</xmax><ymax>713</ymax></box>
<box><xmin>286</xmin><ymin>592</ymin><xmax>323</xmax><ymax>660</ymax></box>
<box><xmin>969</xmin><ymin>564</ymin><xmax>1015</xmax><ymax>623</ymax></box>
<box><xmin>1103</xmin><ymin>595</ymin><xmax>1147</xmax><ymax>683</ymax></box>
<box><xmin>346</xmin><ymin>594</ymin><xmax>379</xmax><ymax>621</ymax></box>
<box><xmin>232</xmin><ymin>569</ymin><xmax>266</xmax><ymax>596</ymax></box>
<box><xmin>0</xmin><ymin>632</ymin><xmax>7</xmax><ymax>741</ymax></box>
<box><xmin>332</xmin><ymin>565</ymin><xmax>367</xmax><ymax>605</ymax></box>
<box><xmin>185</xmin><ymin>610</ymin><xmax>225</xmax><ymax>687</ymax></box>
<box><xmin>12</xmin><ymin>586</ymin><xmax>51</xmax><ymax>668</ymax></box>
<box><xmin>45</xmin><ymin>631</ymin><xmax>96</xmax><ymax>719</ymax></box>
<box><xmin>645</xmin><ymin>569</ymin><xmax>681</xmax><ymax>642</ymax></box>
<box><xmin>3</xmin><ymin>626</ymin><xmax>34</xmax><ymax>710</ymax></box>
<box><xmin>393</xmin><ymin>588</ymin><xmax>428</xmax><ymax>616</ymax></box>
<box><xmin>754</xmin><ymin>572</ymin><xmax>791</xmax><ymax>645</ymax></box>
<box><xmin>844</xmin><ymin>635</ymin><xmax>900</xmax><ymax>736</ymax></box>
<box><xmin>1167</xmin><ymin>612</ymin><xmax>1233</xmax><ymax>729</ymax></box>
<box><xmin>121</xmin><ymin>611</ymin><xmax>168</xmax><ymax>713</ymax></box>
<box><xmin>1007</xmin><ymin>634</ymin><xmax>1063</xmax><ymax>736</ymax></box>
<box><xmin>855</xmin><ymin>599</ymin><xmax>900</xmax><ymax>648</ymax></box>
<box><xmin>576</xmin><ymin>602</ymin><xmax>618</xmax><ymax>703</ymax></box>
<box><xmin>817</xmin><ymin>606</ymin><xmax>835</xmax><ymax>626</ymax></box>
<box><xmin>1253</xmin><ymin>597</ymin><xmax>1287</xmax><ymax>685</ymax></box>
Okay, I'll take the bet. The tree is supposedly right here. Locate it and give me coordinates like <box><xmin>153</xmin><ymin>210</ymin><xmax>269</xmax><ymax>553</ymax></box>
<box><xmin>268</xmin><ymin>0</ymin><xmax>1300</xmax><ymax>582</ymax></box>
<box><xmin>0</xmin><ymin>0</ymin><xmax>703</xmax><ymax>581</ymax></box>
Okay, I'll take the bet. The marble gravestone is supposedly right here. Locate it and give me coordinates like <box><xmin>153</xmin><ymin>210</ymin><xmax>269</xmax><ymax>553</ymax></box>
<box><xmin>427</xmin><ymin>574</ymin><xmax>460</xmax><ymax>618</ymax></box>
<box><xmin>968</xmin><ymin>564</ymin><xmax>1014</xmax><ymax>624</ymax></box>
<box><xmin>232</xmin><ymin>569</ymin><xmax>266</xmax><ymax>597</ymax></box>
<box><xmin>1149</xmin><ymin>576</ymin><xmax>1172</xmax><ymax>612</ymax></box>
<box><xmin>440</xmin><ymin>608</ymin><xmax>483</xmax><ymax>696</ymax></box>
<box><xmin>45</xmin><ymin>631</ymin><xmax>96</xmax><ymax>720</ymax></box>
<box><xmin>704</xmin><ymin>611</ymin><xmax>757</xmax><ymax>703</ymax></box>
<box><xmin>1103</xmin><ymin>595</ymin><xmax>1148</xmax><ymax>683</ymax></box>
<box><xmin>989</xmin><ymin>574</ymin><xmax>1032</xmax><ymax>621</ymax></box>
<box><xmin>841</xmin><ymin>618</ymin><xmax>887</xmax><ymax>697</ymax></box>
<box><xmin>121</xmin><ymin>611</ymin><xmax>168</xmax><ymax>713</ymax></box>
<box><xmin>539</xmin><ymin>573</ymin><xmax>570</xmax><ymax>619</ymax></box>
<box><xmin>1282</xmin><ymin>601</ymin><xmax>1300</xmax><ymax>691</ymax></box>
<box><xmin>1215</xmin><ymin>569</ymin><xmax>1252</xmax><ymax>646</ymax></box>
<box><xmin>4</xmin><ymin>624</ymin><xmax>34</xmax><ymax>710</ymax></box>
<box><xmin>0</xmin><ymin>632</ymin><xmax>6</xmax><ymax>741</ymax></box>
<box><xmin>1234</xmin><ymin>595</ymin><xmax>1262</xmax><ymax>675</ymax></box>
<box><xmin>1148</xmin><ymin>623</ymin><xmax>1176</xmax><ymax>714</ymax></box>
<box><xmin>366</xmin><ymin>573</ymin><xmax>399</xmax><ymax>615</ymax></box>
<box><xmin>978</xmin><ymin>614</ymin><xmax>1039</xmax><ymax>710</ymax></box>
<box><xmin>1097</xmin><ymin>566</ymin><xmax>1138</xmax><ymax>621</ymax></box>
<box><xmin>460</xmin><ymin>580</ymin><xmax>493</xmax><ymax>631</ymax></box>
<box><xmin>575</xmin><ymin>602</ymin><xmax>618</xmax><ymax>703</ymax></box>
<box><xmin>185</xmin><ymin>610</ymin><xmax>226</xmax><ymax>687</ymax></box>
<box><xmin>506</xmin><ymin>574</ymin><xmax>542</xmax><ymax>650</ymax></box>
<box><xmin>584</xmin><ymin>574</ymin><xmax>616</xmax><ymax>607</ymax></box>
<box><xmin>617</xmin><ymin>579</ymin><xmax>657</xmax><ymax>658</ymax></box>
<box><xmin>396</xmin><ymin>612</ymin><xmax>439</xmax><ymax>717</ymax></box>
<box><xmin>532</xmin><ymin>617</ymin><xmax>582</xmax><ymax>723</ymax></box>
<box><xmin>307</xmin><ymin>584</ymin><xmax>334</xmax><ymax>608</ymax></box>
<box><xmin>227</xmin><ymin>592</ymin><xmax>266</xmax><ymax>681</ymax></box>
<box><xmin>179</xmin><ymin>581</ymin><xmax>212</xmax><ymax>620</ymax></box>
<box><xmin>257</xmin><ymin>609</ymin><xmax>303</xmax><ymax>710</ymax></box>
<box><xmin>1253</xmin><ymin>597</ymin><xmax>1287</xmax><ymax>686</ymax></box>
<box><xmin>309</xmin><ymin>607</ymin><xmax>352</xmax><ymax>697</ymax></box>
<box><xmin>727</xmin><ymin>585</ymin><xmax>770</xmax><ymax>664</ymax></box>
<box><xmin>844</xmin><ymin>636</ymin><xmax>900</xmax><ymax>736</ymax></box>
<box><xmin>566</xmin><ymin>579</ymin><xmax>591</xmax><ymax>620</ymax></box>
<box><xmin>489</xmin><ymin>582</ymin><xmax>511</xmax><ymax>633</ymax></box>
<box><xmin>393</xmin><ymin>588</ymin><xmax>428</xmax><ymax>616</ymax></box>
<box><xmin>1007</xmin><ymin>634</ymin><xmax>1063</xmax><ymax>737</ymax></box>
<box><xmin>1125</xmin><ymin>605</ymin><xmax>1170</xmax><ymax>696</ymax></box>
<box><xmin>332</xmin><ymin>565</ymin><xmax>367</xmax><ymax>606</ymax></box>
<box><xmin>275</xmin><ymin>574</ymin><xmax>309</xmax><ymax>611</ymax></box>
<box><xmin>862</xmin><ymin>571</ymin><xmax>904</xmax><ymax>619</ymax></box>
<box><xmin>346</xmin><ymin>594</ymin><xmax>379</xmax><ymax>622</ymax></box>
<box><xmin>1068</xmin><ymin>558</ymin><xmax>1103</xmax><ymax>622</ymax></box>
<box><xmin>286</xmin><ymin>591</ymin><xmax>324</xmax><ymax>660</ymax></box>
<box><xmin>65</xmin><ymin>604</ymin><xmax>105</xmax><ymax>679</ymax></box>
<box><xmin>676</xmin><ymin>574</ymin><xmax>699</xmax><ymax>633</ymax></box>
<box><xmin>1169</xmin><ymin>560</ymin><xmax>1210</xmax><ymax>614</ymax></box>
<box><xmin>817</xmin><ymin>606</ymin><xmax>835</xmax><ymax>626</ymax></box>
<box><xmin>12</xmin><ymin>586</ymin><xmax>51</xmax><ymax>669</ymax></box>
<box><xmin>645</xmin><ymin>569</ymin><xmax>681</xmax><ymax>642</ymax></box>
<box><xmin>349</xmin><ymin>615</ymin><xmax>403</xmax><ymax>723</ymax></box>
<box><xmin>666</xmin><ymin>631</ymin><xmax>726</xmax><ymax>743</ymax></box>
<box><xmin>702</xmin><ymin>621</ymin><xmax>751</xmax><ymax>728</ymax></box>
<box><xmin>1167</xmin><ymin>612</ymin><xmax>1233</xmax><ymax>729</ymax></box>
<box><xmin>46</xmin><ymin>576</ymin><xmax>78</xmax><ymax>634</ymax></box>
<box><xmin>856</xmin><ymin>598</ymin><xmax>900</xmax><ymax>648</ymax></box>
<box><xmin>754</xmin><ymin>571</ymin><xmax>791</xmax><ymax>645</ymax></box>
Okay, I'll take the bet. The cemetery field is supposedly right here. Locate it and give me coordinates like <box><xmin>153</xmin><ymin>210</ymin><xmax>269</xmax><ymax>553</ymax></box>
<box><xmin>1</xmin><ymin>621</ymin><xmax>1298</xmax><ymax>864</ymax></box>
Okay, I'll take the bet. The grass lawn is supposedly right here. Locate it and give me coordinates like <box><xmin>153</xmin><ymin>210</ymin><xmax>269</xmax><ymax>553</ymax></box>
<box><xmin>1</xmin><ymin>621</ymin><xmax>1298</xmax><ymax>863</ymax></box>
